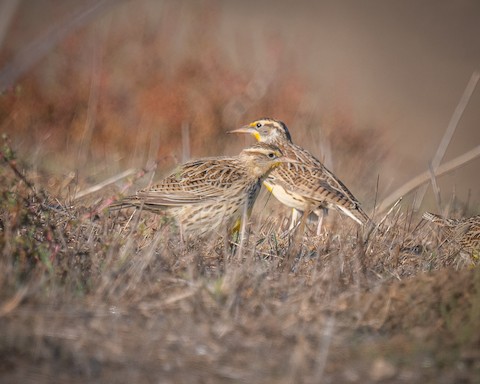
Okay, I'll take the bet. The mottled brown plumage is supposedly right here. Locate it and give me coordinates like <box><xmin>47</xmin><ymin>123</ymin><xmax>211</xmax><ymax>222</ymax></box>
<box><xmin>423</xmin><ymin>212</ymin><xmax>480</xmax><ymax>255</ymax></box>
<box><xmin>110</xmin><ymin>143</ymin><xmax>291</xmax><ymax>237</ymax></box>
<box><xmin>229</xmin><ymin>118</ymin><xmax>371</xmax><ymax>231</ymax></box>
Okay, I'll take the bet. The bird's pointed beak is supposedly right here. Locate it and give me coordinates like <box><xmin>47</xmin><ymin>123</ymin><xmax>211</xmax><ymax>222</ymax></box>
<box><xmin>227</xmin><ymin>126</ymin><xmax>257</xmax><ymax>135</ymax></box>
<box><xmin>228</xmin><ymin>125</ymin><xmax>262</xmax><ymax>141</ymax></box>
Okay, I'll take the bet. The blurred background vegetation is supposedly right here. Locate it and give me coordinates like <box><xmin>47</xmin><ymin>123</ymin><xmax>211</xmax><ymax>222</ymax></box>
<box><xmin>1</xmin><ymin>0</ymin><xmax>479</xmax><ymax>213</ymax></box>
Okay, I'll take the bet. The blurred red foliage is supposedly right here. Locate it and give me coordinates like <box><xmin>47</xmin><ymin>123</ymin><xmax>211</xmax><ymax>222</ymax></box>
<box><xmin>0</xmin><ymin>2</ymin><xmax>385</xmax><ymax>194</ymax></box>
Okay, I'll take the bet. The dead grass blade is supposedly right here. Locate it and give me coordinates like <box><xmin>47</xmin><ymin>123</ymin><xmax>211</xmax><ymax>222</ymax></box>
<box><xmin>377</xmin><ymin>144</ymin><xmax>480</xmax><ymax>214</ymax></box>
<box><xmin>414</xmin><ymin>71</ymin><xmax>480</xmax><ymax>211</ymax></box>
<box><xmin>0</xmin><ymin>0</ymin><xmax>116</xmax><ymax>92</ymax></box>
<box><xmin>0</xmin><ymin>0</ymin><xmax>20</xmax><ymax>50</ymax></box>
<box><xmin>0</xmin><ymin>286</ymin><xmax>28</xmax><ymax>317</ymax></box>
<box><xmin>73</xmin><ymin>168</ymin><xmax>137</xmax><ymax>200</ymax></box>
<box><xmin>428</xmin><ymin>161</ymin><xmax>442</xmax><ymax>211</ymax></box>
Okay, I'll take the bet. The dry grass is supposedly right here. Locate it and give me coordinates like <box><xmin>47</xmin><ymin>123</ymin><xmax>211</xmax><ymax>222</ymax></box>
<box><xmin>1</xmin><ymin>137</ymin><xmax>479</xmax><ymax>384</ymax></box>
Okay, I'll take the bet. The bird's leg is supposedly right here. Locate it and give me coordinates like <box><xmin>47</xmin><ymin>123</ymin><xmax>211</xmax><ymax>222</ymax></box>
<box><xmin>316</xmin><ymin>214</ymin><xmax>324</xmax><ymax>236</ymax></box>
<box><xmin>289</xmin><ymin>208</ymin><xmax>301</xmax><ymax>231</ymax></box>
<box><xmin>179</xmin><ymin>223</ymin><xmax>185</xmax><ymax>245</ymax></box>
<box><xmin>316</xmin><ymin>208</ymin><xmax>328</xmax><ymax>236</ymax></box>
<box><xmin>236</xmin><ymin>206</ymin><xmax>249</xmax><ymax>259</ymax></box>
<box><xmin>281</xmin><ymin>208</ymin><xmax>302</xmax><ymax>238</ymax></box>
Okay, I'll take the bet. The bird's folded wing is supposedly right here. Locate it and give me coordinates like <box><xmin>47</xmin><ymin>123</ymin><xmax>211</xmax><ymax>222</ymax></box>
<box><xmin>271</xmin><ymin>165</ymin><xmax>359</xmax><ymax>206</ymax></box>
<box><xmin>136</xmin><ymin>175</ymin><xmax>234</xmax><ymax>205</ymax></box>
<box><xmin>136</xmin><ymin>188</ymin><xmax>221</xmax><ymax>206</ymax></box>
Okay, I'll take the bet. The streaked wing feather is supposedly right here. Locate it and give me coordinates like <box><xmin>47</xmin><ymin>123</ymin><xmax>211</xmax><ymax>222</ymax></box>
<box><xmin>266</xmin><ymin>141</ymin><xmax>369</xmax><ymax>223</ymax></box>
<box><xmin>135</xmin><ymin>157</ymin><xmax>246</xmax><ymax>206</ymax></box>
<box><xmin>270</xmin><ymin>159</ymin><xmax>360</xmax><ymax>207</ymax></box>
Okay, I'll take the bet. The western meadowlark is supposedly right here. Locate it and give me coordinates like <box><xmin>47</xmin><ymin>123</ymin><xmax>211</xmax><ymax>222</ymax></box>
<box><xmin>110</xmin><ymin>142</ymin><xmax>293</xmax><ymax>238</ymax></box>
<box><xmin>229</xmin><ymin>118</ymin><xmax>371</xmax><ymax>234</ymax></box>
<box><xmin>422</xmin><ymin>212</ymin><xmax>480</xmax><ymax>257</ymax></box>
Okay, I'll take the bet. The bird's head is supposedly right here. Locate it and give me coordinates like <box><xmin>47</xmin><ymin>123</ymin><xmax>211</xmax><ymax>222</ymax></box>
<box><xmin>228</xmin><ymin>118</ymin><xmax>292</xmax><ymax>143</ymax></box>
<box><xmin>240</xmin><ymin>142</ymin><xmax>296</xmax><ymax>178</ymax></box>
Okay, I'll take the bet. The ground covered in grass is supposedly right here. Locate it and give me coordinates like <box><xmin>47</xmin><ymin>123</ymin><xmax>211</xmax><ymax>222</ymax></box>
<box><xmin>1</xmin><ymin>143</ymin><xmax>479</xmax><ymax>384</ymax></box>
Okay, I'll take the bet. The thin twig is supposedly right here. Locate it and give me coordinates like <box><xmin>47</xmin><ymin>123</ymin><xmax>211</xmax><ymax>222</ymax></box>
<box><xmin>0</xmin><ymin>150</ymin><xmax>38</xmax><ymax>195</ymax></box>
<box><xmin>427</xmin><ymin>161</ymin><xmax>442</xmax><ymax>211</ymax></box>
<box><xmin>0</xmin><ymin>286</ymin><xmax>28</xmax><ymax>317</ymax></box>
<box><xmin>377</xmin><ymin>144</ymin><xmax>480</xmax><ymax>214</ymax></box>
<box><xmin>76</xmin><ymin>21</ymin><xmax>105</xmax><ymax>167</ymax></box>
<box><xmin>0</xmin><ymin>0</ymin><xmax>116</xmax><ymax>92</ymax></box>
<box><xmin>0</xmin><ymin>0</ymin><xmax>20</xmax><ymax>50</ymax></box>
<box><xmin>414</xmin><ymin>71</ymin><xmax>480</xmax><ymax>210</ymax></box>
<box><xmin>181</xmin><ymin>121</ymin><xmax>190</xmax><ymax>163</ymax></box>
<box><xmin>73</xmin><ymin>168</ymin><xmax>137</xmax><ymax>200</ymax></box>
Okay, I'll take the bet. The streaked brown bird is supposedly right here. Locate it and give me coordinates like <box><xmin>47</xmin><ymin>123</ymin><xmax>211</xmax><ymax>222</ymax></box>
<box><xmin>422</xmin><ymin>212</ymin><xmax>480</xmax><ymax>256</ymax></box>
<box><xmin>110</xmin><ymin>142</ymin><xmax>293</xmax><ymax>238</ymax></box>
<box><xmin>229</xmin><ymin>118</ymin><xmax>371</xmax><ymax>234</ymax></box>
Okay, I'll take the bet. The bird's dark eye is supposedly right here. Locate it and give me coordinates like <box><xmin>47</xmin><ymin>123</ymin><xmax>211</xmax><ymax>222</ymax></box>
<box><xmin>268</xmin><ymin>152</ymin><xmax>276</xmax><ymax>159</ymax></box>
<box><xmin>256</xmin><ymin>122</ymin><xmax>262</xmax><ymax>128</ymax></box>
